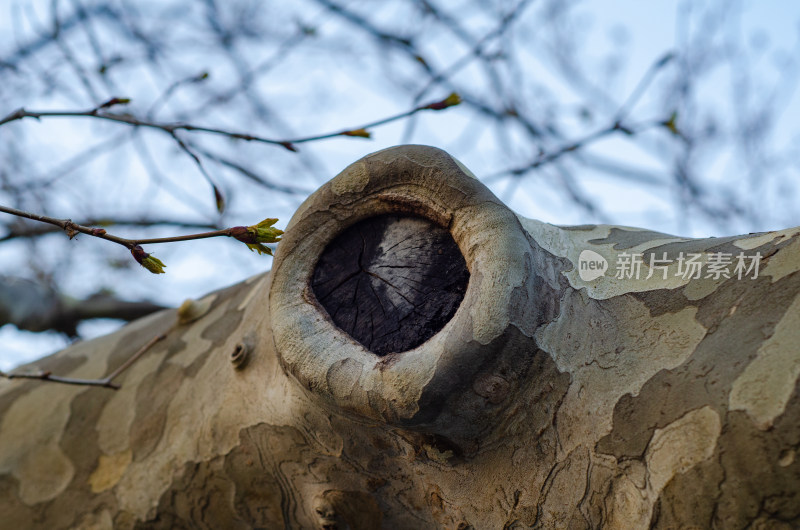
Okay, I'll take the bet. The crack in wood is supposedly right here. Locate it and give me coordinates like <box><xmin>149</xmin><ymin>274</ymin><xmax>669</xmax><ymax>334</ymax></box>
<box><xmin>312</xmin><ymin>214</ymin><xmax>469</xmax><ymax>356</ymax></box>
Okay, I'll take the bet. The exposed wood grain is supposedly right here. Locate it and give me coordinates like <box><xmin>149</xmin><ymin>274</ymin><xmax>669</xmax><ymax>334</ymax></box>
<box><xmin>312</xmin><ymin>214</ymin><xmax>469</xmax><ymax>355</ymax></box>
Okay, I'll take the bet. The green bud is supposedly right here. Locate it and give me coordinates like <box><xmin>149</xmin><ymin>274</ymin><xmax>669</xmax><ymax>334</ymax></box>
<box><xmin>341</xmin><ymin>128</ymin><xmax>372</xmax><ymax>138</ymax></box>
<box><xmin>231</xmin><ymin>219</ymin><xmax>282</xmax><ymax>256</ymax></box>
<box><xmin>442</xmin><ymin>92</ymin><xmax>462</xmax><ymax>107</ymax></box>
<box><xmin>247</xmin><ymin>218</ymin><xmax>283</xmax><ymax>244</ymax></box>
<box><xmin>245</xmin><ymin>243</ymin><xmax>273</xmax><ymax>256</ymax></box>
<box><xmin>424</xmin><ymin>92</ymin><xmax>462</xmax><ymax>111</ymax></box>
<box><xmin>98</xmin><ymin>97</ymin><xmax>131</xmax><ymax>109</ymax></box>
<box><xmin>141</xmin><ymin>255</ymin><xmax>166</xmax><ymax>274</ymax></box>
<box><xmin>663</xmin><ymin>111</ymin><xmax>680</xmax><ymax>136</ymax></box>
<box><xmin>214</xmin><ymin>186</ymin><xmax>225</xmax><ymax>214</ymax></box>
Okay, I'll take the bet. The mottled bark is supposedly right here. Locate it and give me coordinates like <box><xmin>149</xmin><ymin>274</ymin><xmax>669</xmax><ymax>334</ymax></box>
<box><xmin>1</xmin><ymin>145</ymin><xmax>798</xmax><ymax>529</ymax></box>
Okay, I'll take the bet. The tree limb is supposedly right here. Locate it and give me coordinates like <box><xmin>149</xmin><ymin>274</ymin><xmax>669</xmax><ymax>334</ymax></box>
<box><xmin>0</xmin><ymin>276</ymin><xmax>167</xmax><ymax>335</ymax></box>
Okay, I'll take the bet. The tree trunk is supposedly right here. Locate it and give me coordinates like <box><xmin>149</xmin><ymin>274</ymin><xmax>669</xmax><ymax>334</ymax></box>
<box><xmin>1</xmin><ymin>145</ymin><xmax>798</xmax><ymax>529</ymax></box>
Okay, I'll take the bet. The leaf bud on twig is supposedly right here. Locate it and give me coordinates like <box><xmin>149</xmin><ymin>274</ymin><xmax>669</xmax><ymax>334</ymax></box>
<box><xmin>130</xmin><ymin>245</ymin><xmax>166</xmax><ymax>274</ymax></box>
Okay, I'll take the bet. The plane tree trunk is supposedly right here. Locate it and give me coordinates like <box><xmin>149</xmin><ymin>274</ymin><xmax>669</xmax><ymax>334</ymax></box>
<box><xmin>1</xmin><ymin>146</ymin><xmax>799</xmax><ymax>529</ymax></box>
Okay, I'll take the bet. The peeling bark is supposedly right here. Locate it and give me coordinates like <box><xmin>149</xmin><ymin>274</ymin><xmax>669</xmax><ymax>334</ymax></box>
<box><xmin>1</xmin><ymin>145</ymin><xmax>798</xmax><ymax>529</ymax></box>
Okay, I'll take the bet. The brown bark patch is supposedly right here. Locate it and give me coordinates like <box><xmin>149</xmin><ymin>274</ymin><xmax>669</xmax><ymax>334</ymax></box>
<box><xmin>588</xmin><ymin>227</ymin><xmax>683</xmax><ymax>249</ymax></box>
<box><xmin>314</xmin><ymin>489</ymin><xmax>383</xmax><ymax>530</ymax></box>
<box><xmin>136</xmin><ymin>458</ymin><xmax>246</xmax><ymax>530</ymax></box>
<box><xmin>654</xmin><ymin>388</ymin><xmax>800</xmax><ymax>528</ymax></box>
<box><xmin>597</xmin><ymin>270</ymin><xmax>800</xmax><ymax>460</ymax></box>
<box><xmin>129</xmin><ymin>362</ymin><xmax>184</xmax><ymax>462</ymax></box>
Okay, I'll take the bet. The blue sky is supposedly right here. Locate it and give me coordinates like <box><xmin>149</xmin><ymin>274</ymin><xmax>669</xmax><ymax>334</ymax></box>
<box><xmin>1</xmin><ymin>0</ymin><xmax>799</xmax><ymax>368</ymax></box>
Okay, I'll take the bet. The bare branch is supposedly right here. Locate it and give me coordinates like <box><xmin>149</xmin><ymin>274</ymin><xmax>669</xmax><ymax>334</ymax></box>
<box><xmin>0</xmin><ymin>217</ymin><xmax>220</xmax><ymax>243</ymax></box>
<box><xmin>0</xmin><ymin>92</ymin><xmax>463</xmax><ymax>149</ymax></box>
<box><xmin>0</xmin><ymin>205</ymin><xmax>282</xmax><ymax>273</ymax></box>
<box><xmin>0</xmin><ymin>276</ymin><xmax>166</xmax><ymax>334</ymax></box>
<box><xmin>0</xmin><ymin>332</ymin><xmax>166</xmax><ymax>389</ymax></box>
<box><xmin>485</xmin><ymin>119</ymin><xmax>665</xmax><ymax>182</ymax></box>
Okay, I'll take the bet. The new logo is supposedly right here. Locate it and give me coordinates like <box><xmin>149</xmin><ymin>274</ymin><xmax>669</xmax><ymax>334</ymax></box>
<box><xmin>578</xmin><ymin>250</ymin><xmax>608</xmax><ymax>281</ymax></box>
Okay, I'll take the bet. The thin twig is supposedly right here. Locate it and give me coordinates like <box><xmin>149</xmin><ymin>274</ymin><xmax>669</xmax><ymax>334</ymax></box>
<box><xmin>0</xmin><ymin>92</ymin><xmax>462</xmax><ymax>150</ymax></box>
<box><xmin>102</xmin><ymin>333</ymin><xmax>166</xmax><ymax>384</ymax></box>
<box><xmin>0</xmin><ymin>204</ymin><xmax>236</xmax><ymax>248</ymax></box>
<box><xmin>284</xmin><ymin>93</ymin><xmax>461</xmax><ymax>143</ymax></box>
<box><xmin>0</xmin><ymin>217</ymin><xmax>220</xmax><ymax>242</ymax></box>
<box><xmin>411</xmin><ymin>0</ymin><xmax>534</xmax><ymax>104</ymax></box>
<box><xmin>193</xmin><ymin>144</ymin><xmax>312</xmax><ymax>195</ymax></box>
<box><xmin>0</xmin><ymin>106</ymin><xmax>292</xmax><ymax>149</ymax></box>
<box><xmin>0</xmin><ymin>371</ymin><xmax>121</xmax><ymax>389</ymax></box>
<box><xmin>485</xmin><ymin>119</ymin><xmax>664</xmax><ymax>181</ymax></box>
<box><xmin>0</xmin><ymin>205</ymin><xmax>280</xmax><ymax>276</ymax></box>
<box><xmin>166</xmin><ymin>129</ymin><xmax>224</xmax><ymax>212</ymax></box>
<box><xmin>0</xmin><ymin>332</ymin><xmax>167</xmax><ymax>390</ymax></box>
<box><xmin>613</xmin><ymin>52</ymin><xmax>675</xmax><ymax>122</ymax></box>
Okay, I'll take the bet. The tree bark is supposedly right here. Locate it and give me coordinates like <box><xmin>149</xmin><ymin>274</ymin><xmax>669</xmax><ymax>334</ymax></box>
<box><xmin>1</xmin><ymin>145</ymin><xmax>798</xmax><ymax>529</ymax></box>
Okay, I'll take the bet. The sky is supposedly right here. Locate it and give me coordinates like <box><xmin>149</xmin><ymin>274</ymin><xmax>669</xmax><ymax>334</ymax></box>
<box><xmin>1</xmin><ymin>0</ymin><xmax>799</xmax><ymax>369</ymax></box>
